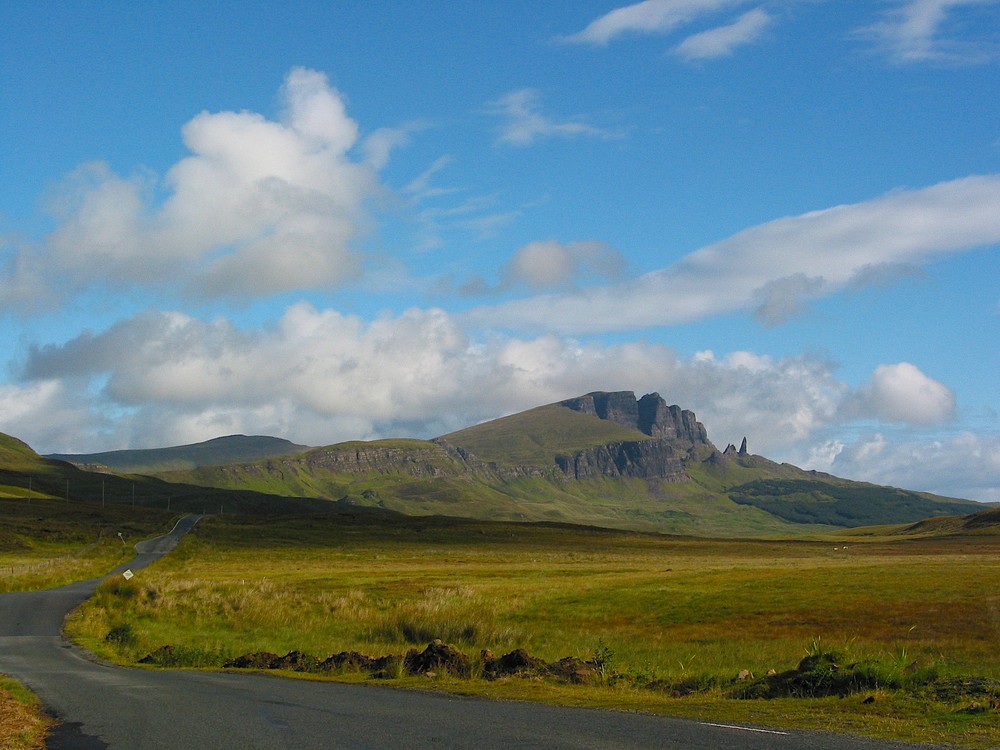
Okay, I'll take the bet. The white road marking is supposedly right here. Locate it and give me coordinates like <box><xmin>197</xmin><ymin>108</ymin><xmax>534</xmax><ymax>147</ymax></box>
<box><xmin>700</xmin><ymin>722</ymin><xmax>790</xmax><ymax>735</ymax></box>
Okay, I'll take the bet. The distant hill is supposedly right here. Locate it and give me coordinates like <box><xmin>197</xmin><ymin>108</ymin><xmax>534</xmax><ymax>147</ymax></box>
<box><xmin>1</xmin><ymin>433</ymin><xmax>325</xmax><ymax>515</ymax></box>
<box><xmin>143</xmin><ymin>391</ymin><xmax>984</xmax><ymax>536</ymax></box>
<box><xmin>892</xmin><ymin>505</ymin><xmax>1000</xmax><ymax>537</ymax></box>
<box><xmin>47</xmin><ymin>435</ymin><xmax>310</xmax><ymax>474</ymax></box>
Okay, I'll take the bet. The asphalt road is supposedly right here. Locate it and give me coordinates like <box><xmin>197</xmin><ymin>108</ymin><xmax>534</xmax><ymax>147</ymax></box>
<box><xmin>0</xmin><ymin>516</ymin><xmax>943</xmax><ymax>750</ymax></box>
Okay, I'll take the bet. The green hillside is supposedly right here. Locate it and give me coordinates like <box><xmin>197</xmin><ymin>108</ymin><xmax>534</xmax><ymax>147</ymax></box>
<box><xmin>4</xmin><ymin>388</ymin><xmax>986</xmax><ymax>537</ymax></box>
<box><xmin>46</xmin><ymin>434</ymin><xmax>309</xmax><ymax>474</ymax></box>
<box><xmin>0</xmin><ymin>432</ymin><xmax>325</xmax><ymax>516</ymax></box>
<box><xmin>441</xmin><ymin>404</ymin><xmax>651</xmax><ymax>467</ymax></box>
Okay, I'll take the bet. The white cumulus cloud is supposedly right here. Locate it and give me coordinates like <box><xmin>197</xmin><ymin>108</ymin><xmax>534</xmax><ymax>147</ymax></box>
<box><xmin>847</xmin><ymin>362</ymin><xmax>956</xmax><ymax>425</ymax></box>
<box><xmin>29</xmin><ymin>68</ymin><xmax>377</xmax><ymax>302</ymax></box>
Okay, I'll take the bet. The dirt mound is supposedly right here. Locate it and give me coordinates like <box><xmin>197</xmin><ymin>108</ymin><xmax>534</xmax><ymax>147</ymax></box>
<box><xmin>404</xmin><ymin>640</ymin><xmax>470</xmax><ymax>677</ymax></box>
<box><xmin>272</xmin><ymin>650</ymin><xmax>320</xmax><ymax>672</ymax></box>
<box><xmin>733</xmin><ymin>652</ymin><xmax>881</xmax><ymax>699</ymax></box>
<box><xmin>223</xmin><ymin>651</ymin><xmax>281</xmax><ymax>669</ymax></box>
<box><xmin>482</xmin><ymin>648</ymin><xmax>546</xmax><ymax>679</ymax></box>
<box><xmin>318</xmin><ymin>650</ymin><xmax>378</xmax><ymax>672</ymax></box>
<box><xmin>544</xmin><ymin>656</ymin><xmax>599</xmax><ymax>684</ymax></box>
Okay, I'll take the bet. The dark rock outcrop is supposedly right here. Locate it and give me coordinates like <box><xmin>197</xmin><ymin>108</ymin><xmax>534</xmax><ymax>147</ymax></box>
<box><xmin>556</xmin><ymin>391</ymin><xmax>713</xmax><ymax>481</ymax></box>
<box><xmin>555</xmin><ymin>439</ymin><xmax>690</xmax><ymax>481</ymax></box>
<box><xmin>561</xmin><ymin>391</ymin><xmax>710</xmax><ymax>447</ymax></box>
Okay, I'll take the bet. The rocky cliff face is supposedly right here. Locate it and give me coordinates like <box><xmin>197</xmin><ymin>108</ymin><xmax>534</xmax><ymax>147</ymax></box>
<box><xmin>560</xmin><ymin>391</ymin><xmax>711</xmax><ymax>447</ymax></box>
<box><xmin>554</xmin><ymin>439</ymin><xmax>690</xmax><ymax>481</ymax></box>
<box><xmin>553</xmin><ymin>391</ymin><xmax>716</xmax><ymax>482</ymax></box>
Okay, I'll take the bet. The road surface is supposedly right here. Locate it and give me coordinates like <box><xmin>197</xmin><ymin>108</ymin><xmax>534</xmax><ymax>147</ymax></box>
<box><xmin>0</xmin><ymin>515</ymin><xmax>943</xmax><ymax>749</ymax></box>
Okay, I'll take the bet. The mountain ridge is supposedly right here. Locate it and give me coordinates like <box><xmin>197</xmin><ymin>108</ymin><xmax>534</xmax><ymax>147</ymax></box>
<box><xmin>46</xmin><ymin>434</ymin><xmax>310</xmax><ymax>474</ymax></box>
<box><xmin>131</xmin><ymin>390</ymin><xmax>983</xmax><ymax>535</ymax></box>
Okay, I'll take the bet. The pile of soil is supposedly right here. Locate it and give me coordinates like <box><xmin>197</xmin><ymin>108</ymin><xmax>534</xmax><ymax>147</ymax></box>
<box><xmin>213</xmin><ymin>641</ymin><xmax>599</xmax><ymax>683</ymax></box>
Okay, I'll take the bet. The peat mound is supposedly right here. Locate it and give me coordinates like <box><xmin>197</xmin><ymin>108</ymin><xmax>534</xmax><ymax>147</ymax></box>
<box><xmin>404</xmin><ymin>640</ymin><xmax>470</xmax><ymax>677</ymax></box>
<box><xmin>482</xmin><ymin>648</ymin><xmax>546</xmax><ymax>679</ymax></box>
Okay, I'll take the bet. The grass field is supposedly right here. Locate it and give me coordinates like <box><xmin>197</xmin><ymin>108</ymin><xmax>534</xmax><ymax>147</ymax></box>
<box><xmin>62</xmin><ymin>511</ymin><xmax>1000</xmax><ymax>747</ymax></box>
<box><xmin>0</xmin><ymin>497</ymin><xmax>177</xmax><ymax>593</ymax></box>
<box><xmin>0</xmin><ymin>676</ymin><xmax>50</xmax><ymax>750</ymax></box>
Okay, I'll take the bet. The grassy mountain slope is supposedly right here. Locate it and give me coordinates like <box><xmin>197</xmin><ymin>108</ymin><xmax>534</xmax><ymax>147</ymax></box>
<box><xmin>151</xmin><ymin>390</ymin><xmax>984</xmax><ymax>535</ymax></box>
<box><xmin>441</xmin><ymin>404</ymin><xmax>651</xmax><ymax>467</ymax></box>
<box><xmin>46</xmin><ymin>434</ymin><xmax>309</xmax><ymax>474</ymax></box>
<box><xmin>0</xmin><ymin>432</ymin><xmax>326</xmax><ymax>516</ymax></box>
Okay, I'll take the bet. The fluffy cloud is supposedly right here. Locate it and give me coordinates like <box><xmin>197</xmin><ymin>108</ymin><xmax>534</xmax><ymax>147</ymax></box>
<box><xmin>795</xmin><ymin>431</ymin><xmax>1000</xmax><ymax>502</ymax></box>
<box><xmin>673</xmin><ymin>7</ymin><xmax>772</xmax><ymax>60</ymax></box>
<box><xmin>846</xmin><ymin>362</ymin><xmax>956</xmax><ymax>425</ymax></box>
<box><xmin>30</xmin><ymin>68</ymin><xmax>377</xmax><ymax>302</ymax></box>
<box><xmin>465</xmin><ymin>175</ymin><xmax>1000</xmax><ymax>333</ymax></box>
<box><xmin>10</xmin><ymin>303</ymin><xmax>922</xmax><ymax>455</ymax></box>
<box><xmin>562</xmin><ymin>0</ymin><xmax>746</xmax><ymax>45</ymax></box>
<box><xmin>12</xmin><ymin>302</ymin><xmax>992</xmax><ymax>501</ymax></box>
<box><xmin>486</xmin><ymin>89</ymin><xmax>617</xmax><ymax>147</ymax></box>
<box><xmin>861</xmin><ymin>0</ymin><xmax>999</xmax><ymax>64</ymax></box>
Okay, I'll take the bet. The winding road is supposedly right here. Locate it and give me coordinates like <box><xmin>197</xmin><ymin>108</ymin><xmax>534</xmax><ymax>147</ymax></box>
<box><xmin>1</xmin><ymin>516</ymin><xmax>942</xmax><ymax>749</ymax></box>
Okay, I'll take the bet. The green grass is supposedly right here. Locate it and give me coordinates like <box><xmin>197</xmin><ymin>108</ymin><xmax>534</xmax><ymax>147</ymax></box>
<box><xmin>441</xmin><ymin>404</ymin><xmax>651</xmax><ymax>467</ymax></box>
<box><xmin>63</xmin><ymin>512</ymin><xmax>1000</xmax><ymax>747</ymax></box>
<box><xmin>0</xmin><ymin>497</ymin><xmax>179</xmax><ymax>592</ymax></box>
<box><xmin>0</xmin><ymin>675</ymin><xmax>50</xmax><ymax>750</ymax></box>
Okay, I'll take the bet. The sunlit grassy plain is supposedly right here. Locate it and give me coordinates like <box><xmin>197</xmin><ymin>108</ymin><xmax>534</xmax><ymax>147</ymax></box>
<box><xmin>57</xmin><ymin>510</ymin><xmax>1000</xmax><ymax>747</ymax></box>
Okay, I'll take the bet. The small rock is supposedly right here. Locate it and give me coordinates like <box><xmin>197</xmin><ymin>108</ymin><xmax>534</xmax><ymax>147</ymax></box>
<box><xmin>737</xmin><ymin>670</ymin><xmax>754</xmax><ymax>681</ymax></box>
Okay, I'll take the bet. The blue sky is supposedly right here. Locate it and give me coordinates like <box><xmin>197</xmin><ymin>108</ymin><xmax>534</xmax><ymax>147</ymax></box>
<box><xmin>1</xmin><ymin>1</ymin><xmax>998</xmax><ymax>501</ymax></box>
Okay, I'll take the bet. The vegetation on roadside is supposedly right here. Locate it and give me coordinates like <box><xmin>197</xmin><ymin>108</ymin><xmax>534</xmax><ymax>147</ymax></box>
<box><xmin>0</xmin><ymin>497</ymin><xmax>178</xmax><ymax>592</ymax></box>
<box><xmin>64</xmin><ymin>511</ymin><xmax>1000</xmax><ymax>747</ymax></box>
<box><xmin>0</xmin><ymin>676</ymin><xmax>51</xmax><ymax>750</ymax></box>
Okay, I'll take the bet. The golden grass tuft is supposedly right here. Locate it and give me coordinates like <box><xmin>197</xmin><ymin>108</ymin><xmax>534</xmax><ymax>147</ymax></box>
<box><xmin>0</xmin><ymin>677</ymin><xmax>51</xmax><ymax>750</ymax></box>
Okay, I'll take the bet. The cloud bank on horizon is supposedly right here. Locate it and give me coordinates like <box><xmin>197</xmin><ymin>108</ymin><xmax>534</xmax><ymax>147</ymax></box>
<box><xmin>1</xmin><ymin>1</ymin><xmax>998</xmax><ymax>502</ymax></box>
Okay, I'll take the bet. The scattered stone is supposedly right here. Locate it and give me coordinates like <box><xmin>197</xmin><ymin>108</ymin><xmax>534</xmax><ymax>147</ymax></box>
<box><xmin>737</xmin><ymin>670</ymin><xmax>754</xmax><ymax>681</ymax></box>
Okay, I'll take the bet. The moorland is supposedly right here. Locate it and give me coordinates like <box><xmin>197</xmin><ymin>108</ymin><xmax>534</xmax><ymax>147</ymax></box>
<box><xmin>2</xmin><ymin>391</ymin><xmax>999</xmax><ymax>747</ymax></box>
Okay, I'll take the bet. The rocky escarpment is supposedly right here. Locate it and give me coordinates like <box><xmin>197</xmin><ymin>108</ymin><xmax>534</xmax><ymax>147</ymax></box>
<box><xmin>555</xmin><ymin>438</ymin><xmax>691</xmax><ymax>481</ymax></box>
<box><xmin>554</xmin><ymin>391</ymin><xmax>714</xmax><ymax>482</ymax></box>
<box><xmin>560</xmin><ymin>391</ymin><xmax>710</xmax><ymax>447</ymax></box>
<box><xmin>302</xmin><ymin>440</ymin><xmax>553</xmax><ymax>481</ymax></box>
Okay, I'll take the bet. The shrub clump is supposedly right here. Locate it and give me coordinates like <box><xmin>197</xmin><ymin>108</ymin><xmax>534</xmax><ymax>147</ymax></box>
<box><xmin>104</xmin><ymin>623</ymin><xmax>136</xmax><ymax>647</ymax></box>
